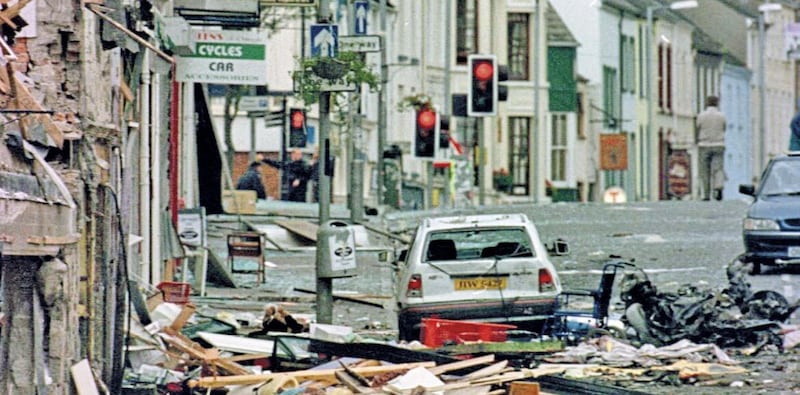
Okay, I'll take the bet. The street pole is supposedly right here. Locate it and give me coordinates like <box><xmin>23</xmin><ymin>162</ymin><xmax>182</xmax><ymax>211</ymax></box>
<box><xmin>758</xmin><ymin>13</ymin><xmax>766</xmax><ymax>172</ymax></box>
<box><xmin>646</xmin><ymin>6</ymin><xmax>655</xmax><ymax>202</ymax></box>
<box><xmin>348</xmin><ymin>10</ymin><xmax>364</xmax><ymax>222</ymax></box>
<box><xmin>249</xmin><ymin>113</ymin><xmax>256</xmax><ymax>162</ymax></box>
<box><xmin>315</xmin><ymin>0</ymin><xmax>333</xmax><ymax>324</ymax></box>
<box><xmin>533</xmin><ymin>0</ymin><xmax>541</xmax><ymax>203</ymax></box>
<box><xmin>478</xmin><ymin>120</ymin><xmax>485</xmax><ymax>205</ymax></box>
<box><xmin>281</xmin><ymin>97</ymin><xmax>288</xmax><ymax>201</ymax></box>
<box><xmin>377</xmin><ymin>0</ymin><xmax>387</xmax><ymax>207</ymax></box>
<box><xmin>349</xmin><ymin>116</ymin><xmax>364</xmax><ymax>222</ymax></box>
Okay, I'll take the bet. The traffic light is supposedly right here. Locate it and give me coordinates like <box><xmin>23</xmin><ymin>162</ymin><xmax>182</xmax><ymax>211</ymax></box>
<box><xmin>468</xmin><ymin>54</ymin><xmax>498</xmax><ymax>116</ymax></box>
<box><xmin>288</xmin><ymin>108</ymin><xmax>306</xmax><ymax>148</ymax></box>
<box><xmin>414</xmin><ymin>107</ymin><xmax>439</xmax><ymax>158</ymax></box>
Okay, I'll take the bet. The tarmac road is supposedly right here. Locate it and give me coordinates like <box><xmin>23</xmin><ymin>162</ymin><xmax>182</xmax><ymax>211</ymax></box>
<box><xmin>210</xmin><ymin>199</ymin><xmax>798</xmax><ymax>332</ymax></box>
<box><xmin>200</xmin><ymin>199</ymin><xmax>799</xmax><ymax>393</ymax></box>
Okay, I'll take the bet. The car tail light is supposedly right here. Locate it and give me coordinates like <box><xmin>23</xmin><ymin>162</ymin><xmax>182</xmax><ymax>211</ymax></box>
<box><xmin>539</xmin><ymin>269</ymin><xmax>555</xmax><ymax>292</ymax></box>
<box><xmin>406</xmin><ymin>274</ymin><xmax>423</xmax><ymax>297</ymax></box>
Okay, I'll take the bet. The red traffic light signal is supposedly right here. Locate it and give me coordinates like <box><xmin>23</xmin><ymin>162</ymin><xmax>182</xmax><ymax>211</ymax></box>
<box><xmin>290</xmin><ymin>109</ymin><xmax>305</xmax><ymax>129</ymax></box>
<box><xmin>468</xmin><ymin>54</ymin><xmax>498</xmax><ymax>117</ymax></box>
<box><xmin>417</xmin><ymin>108</ymin><xmax>437</xmax><ymax>130</ymax></box>
<box><xmin>289</xmin><ymin>108</ymin><xmax>307</xmax><ymax>148</ymax></box>
<box><xmin>415</xmin><ymin>107</ymin><xmax>439</xmax><ymax>158</ymax></box>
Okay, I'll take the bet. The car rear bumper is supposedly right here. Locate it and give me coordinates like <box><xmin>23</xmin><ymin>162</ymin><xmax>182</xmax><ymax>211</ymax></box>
<box><xmin>397</xmin><ymin>298</ymin><xmax>555</xmax><ymax>341</ymax></box>
<box><xmin>743</xmin><ymin>230</ymin><xmax>800</xmax><ymax>264</ymax></box>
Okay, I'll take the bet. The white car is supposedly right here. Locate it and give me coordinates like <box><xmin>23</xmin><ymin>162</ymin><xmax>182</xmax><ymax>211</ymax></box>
<box><xmin>395</xmin><ymin>213</ymin><xmax>566</xmax><ymax>341</ymax></box>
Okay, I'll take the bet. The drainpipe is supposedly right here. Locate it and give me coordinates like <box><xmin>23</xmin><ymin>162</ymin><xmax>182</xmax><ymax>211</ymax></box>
<box><xmin>181</xmin><ymin>83</ymin><xmax>196</xmax><ymax>207</ymax></box>
<box><xmin>151</xmin><ymin>64</ymin><xmax>162</xmax><ymax>284</ymax></box>
<box><xmin>758</xmin><ymin>13</ymin><xmax>766</xmax><ymax>171</ymax></box>
<box><xmin>170</xmin><ymin>66</ymin><xmax>180</xmax><ymax>225</ymax></box>
<box><xmin>444</xmin><ymin>0</ymin><xmax>452</xmax><ymax>207</ymax></box>
<box><xmin>532</xmin><ymin>0</ymin><xmax>542</xmax><ymax>202</ymax></box>
<box><xmin>139</xmin><ymin>50</ymin><xmax>151</xmax><ymax>283</ymax></box>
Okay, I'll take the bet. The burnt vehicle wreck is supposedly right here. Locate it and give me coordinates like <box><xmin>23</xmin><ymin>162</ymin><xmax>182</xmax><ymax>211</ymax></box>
<box><xmin>619</xmin><ymin>259</ymin><xmax>800</xmax><ymax>348</ymax></box>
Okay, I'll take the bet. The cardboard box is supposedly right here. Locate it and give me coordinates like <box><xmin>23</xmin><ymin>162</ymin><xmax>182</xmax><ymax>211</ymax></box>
<box><xmin>222</xmin><ymin>190</ymin><xmax>257</xmax><ymax>214</ymax></box>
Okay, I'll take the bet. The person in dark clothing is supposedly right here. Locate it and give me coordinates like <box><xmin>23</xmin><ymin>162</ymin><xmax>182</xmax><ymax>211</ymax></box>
<box><xmin>235</xmin><ymin>161</ymin><xmax>266</xmax><ymax>199</ymax></box>
<box><xmin>261</xmin><ymin>304</ymin><xmax>307</xmax><ymax>333</ymax></box>
<box><xmin>262</xmin><ymin>149</ymin><xmax>312</xmax><ymax>202</ymax></box>
<box><xmin>791</xmin><ymin>111</ymin><xmax>800</xmax><ymax>151</ymax></box>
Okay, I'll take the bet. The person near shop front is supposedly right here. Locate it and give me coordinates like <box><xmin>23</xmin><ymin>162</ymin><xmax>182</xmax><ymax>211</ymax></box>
<box><xmin>790</xmin><ymin>110</ymin><xmax>800</xmax><ymax>151</ymax></box>
<box><xmin>262</xmin><ymin>149</ymin><xmax>312</xmax><ymax>202</ymax></box>
<box><xmin>235</xmin><ymin>161</ymin><xmax>266</xmax><ymax>199</ymax></box>
<box><xmin>696</xmin><ymin>95</ymin><xmax>727</xmax><ymax>201</ymax></box>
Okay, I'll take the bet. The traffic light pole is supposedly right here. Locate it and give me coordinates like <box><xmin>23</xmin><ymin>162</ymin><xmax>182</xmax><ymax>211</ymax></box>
<box><xmin>477</xmin><ymin>119</ymin><xmax>485</xmax><ymax>205</ymax></box>
<box><xmin>347</xmin><ymin>10</ymin><xmax>364</xmax><ymax>222</ymax></box>
<box><xmin>377</xmin><ymin>45</ymin><xmax>387</xmax><ymax>207</ymax></box>
<box><xmin>315</xmin><ymin>0</ymin><xmax>333</xmax><ymax>325</ymax></box>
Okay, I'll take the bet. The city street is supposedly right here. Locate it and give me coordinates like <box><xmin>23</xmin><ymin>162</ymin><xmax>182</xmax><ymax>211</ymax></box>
<box><xmin>199</xmin><ymin>198</ymin><xmax>800</xmax><ymax>393</ymax></box>
<box><xmin>228</xmin><ymin>199</ymin><xmax>798</xmax><ymax>330</ymax></box>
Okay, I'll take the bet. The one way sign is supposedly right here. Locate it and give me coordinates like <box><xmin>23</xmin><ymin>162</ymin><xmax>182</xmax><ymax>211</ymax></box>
<box><xmin>354</xmin><ymin>1</ymin><xmax>368</xmax><ymax>35</ymax></box>
<box><xmin>311</xmin><ymin>24</ymin><xmax>338</xmax><ymax>58</ymax></box>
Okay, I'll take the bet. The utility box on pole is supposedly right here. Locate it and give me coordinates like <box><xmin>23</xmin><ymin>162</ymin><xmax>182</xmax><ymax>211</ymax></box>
<box><xmin>317</xmin><ymin>221</ymin><xmax>357</xmax><ymax>278</ymax></box>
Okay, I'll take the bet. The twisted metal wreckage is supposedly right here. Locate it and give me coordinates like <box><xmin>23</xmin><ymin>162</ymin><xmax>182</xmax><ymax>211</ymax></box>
<box><xmin>620</xmin><ymin>258</ymin><xmax>800</xmax><ymax>349</ymax></box>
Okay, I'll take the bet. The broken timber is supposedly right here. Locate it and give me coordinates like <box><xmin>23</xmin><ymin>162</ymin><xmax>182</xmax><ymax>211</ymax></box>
<box><xmin>188</xmin><ymin>361</ymin><xmax>437</xmax><ymax>389</ymax></box>
<box><xmin>273</xmin><ymin>219</ymin><xmax>319</xmax><ymax>242</ymax></box>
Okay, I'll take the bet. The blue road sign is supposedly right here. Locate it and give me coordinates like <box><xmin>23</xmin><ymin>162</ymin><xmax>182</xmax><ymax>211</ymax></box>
<box><xmin>310</xmin><ymin>24</ymin><xmax>338</xmax><ymax>57</ymax></box>
<box><xmin>354</xmin><ymin>1</ymin><xmax>368</xmax><ymax>35</ymax></box>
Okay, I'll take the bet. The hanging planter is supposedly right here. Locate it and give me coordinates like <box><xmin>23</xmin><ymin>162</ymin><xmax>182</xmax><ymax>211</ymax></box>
<box><xmin>398</xmin><ymin>93</ymin><xmax>433</xmax><ymax>112</ymax></box>
<box><xmin>311</xmin><ymin>58</ymin><xmax>349</xmax><ymax>80</ymax></box>
<box><xmin>291</xmin><ymin>51</ymin><xmax>380</xmax><ymax>105</ymax></box>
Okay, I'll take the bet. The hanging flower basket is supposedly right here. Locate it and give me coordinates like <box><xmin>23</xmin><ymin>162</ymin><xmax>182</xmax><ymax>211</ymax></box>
<box><xmin>312</xmin><ymin>58</ymin><xmax>349</xmax><ymax>80</ymax></box>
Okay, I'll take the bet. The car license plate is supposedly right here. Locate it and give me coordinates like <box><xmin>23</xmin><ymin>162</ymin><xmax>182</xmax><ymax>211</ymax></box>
<box><xmin>789</xmin><ymin>246</ymin><xmax>800</xmax><ymax>257</ymax></box>
<box><xmin>454</xmin><ymin>277</ymin><xmax>507</xmax><ymax>291</ymax></box>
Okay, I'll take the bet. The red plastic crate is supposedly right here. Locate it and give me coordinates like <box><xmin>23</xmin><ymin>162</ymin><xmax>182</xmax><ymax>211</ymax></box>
<box><xmin>156</xmin><ymin>282</ymin><xmax>191</xmax><ymax>304</ymax></box>
<box><xmin>420</xmin><ymin>318</ymin><xmax>517</xmax><ymax>347</ymax></box>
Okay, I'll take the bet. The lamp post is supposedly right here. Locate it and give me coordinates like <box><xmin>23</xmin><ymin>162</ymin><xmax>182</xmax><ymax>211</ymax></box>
<box><xmin>645</xmin><ymin>0</ymin><xmax>697</xmax><ymax>201</ymax></box>
<box><xmin>756</xmin><ymin>3</ymin><xmax>781</xmax><ymax>170</ymax></box>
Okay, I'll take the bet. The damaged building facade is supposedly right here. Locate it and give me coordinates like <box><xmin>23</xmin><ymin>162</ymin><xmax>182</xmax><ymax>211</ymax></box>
<box><xmin>0</xmin><ymin>0</ymin><xmax>187</xmax><ymax>393</ymax></box>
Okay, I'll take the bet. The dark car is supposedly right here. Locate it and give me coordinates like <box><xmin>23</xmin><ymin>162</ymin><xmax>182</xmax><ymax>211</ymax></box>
<box><xmin>739</xmin><ymin>153</ymin><xmax>800</xmax><ymax>274</ymax></box>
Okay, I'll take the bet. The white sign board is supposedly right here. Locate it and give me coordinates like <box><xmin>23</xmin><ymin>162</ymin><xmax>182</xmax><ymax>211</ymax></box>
<box><xmin>177</xmin><ymin>29</ymin><xmax>268</xmax><ymax>85</ymax></box>
<box><xmin>178</xmin><ymin>208</ymin><xmax>206</xmax><ymax>247</ymax></box>
<box><xmin>239</xmin><ymin>96</ymin><xmax>270</xmax><ymax>112</ymax></box>
<box><xmin>328</xmin><ymin>228</ymin><xmax>357</xmax><ymax>272</ymax></box>
<box><xmin>340</xmin><ymin>35</ymin><xmax>381</xmax><ymax>52</ymax></box>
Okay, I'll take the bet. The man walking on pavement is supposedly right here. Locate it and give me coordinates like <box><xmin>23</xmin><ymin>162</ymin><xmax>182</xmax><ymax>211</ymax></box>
<box><xmin>262</xmin><ymin>148</ymin><xmax>312</xmax><ymax>202</ymax></box>
<box><xmin>696</xmin><ymin>95</ymin><xmax>727</xmax><ymax>201</ymax></box>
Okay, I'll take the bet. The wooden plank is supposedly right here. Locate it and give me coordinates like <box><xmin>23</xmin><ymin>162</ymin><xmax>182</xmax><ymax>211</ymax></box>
<box><xmin>439</xmin><ymin>340</ymin><xmax>563</xmax><ymax>355</ymax></box>
<box><xmin>224</xmin><ymin>353</ymin><xmax>272</xmax><ymax>363</ymax></box>
<box><xmin>334</xmin><ymin>371</ymin><xmax>373</xmax><ymax>393</ymax></box>
<box><xmin>70</xmin><ymin>359</ymin><xmax>100</xmax><ymax>395</ymax></box>
<box><xmin>189</xmin><ymin>361</ymin><xmax>437</xmax><ymax>389</ymax></box>
<box><xmin>273</xmin><ymin>219</ymin><xmax>319</xmax><ymax>242</ymax></box>
<box><xmin>444</xmin><ymin>385</ymin><xmax>493</xmax><ymax>395</ymax></box>
<box><xmin>8</xmin><ymin>69</ymin><xmax>63</xmax><ymax>148</ymax></box>
<box><xmin>196</xmin><ymin>331</ymin><xmax>274</xmax><ymax>355</ymax></box>
<box><xmin>463</xmin><ymin>360</ymin><xmax>509</xmax><ymax>381</ymax></box>
<box><xmin>427</xmin><ymin>354</ymin><xmax>495</xmax><ymax>376</ymax></box>
<box><xmin>169</xmin><ymin>304</ymin><xmax>196</xmax><ymax>332</ymax></box>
